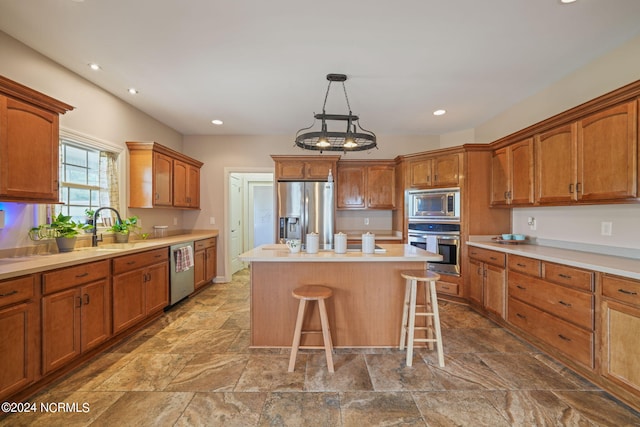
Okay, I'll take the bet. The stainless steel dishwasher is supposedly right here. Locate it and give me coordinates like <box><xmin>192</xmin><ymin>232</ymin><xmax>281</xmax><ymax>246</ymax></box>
<box><xmin>169</xmin><ymin>241</ymin><xmax>195</xmax><ymax>306</ymax></box>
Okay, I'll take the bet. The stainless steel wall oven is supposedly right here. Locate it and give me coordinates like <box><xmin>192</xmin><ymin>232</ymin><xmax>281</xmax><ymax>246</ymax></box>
<box><xmin>408</xmin><ymin>222</ymin><xmax>460</xmax><ymax>276</ymax></box>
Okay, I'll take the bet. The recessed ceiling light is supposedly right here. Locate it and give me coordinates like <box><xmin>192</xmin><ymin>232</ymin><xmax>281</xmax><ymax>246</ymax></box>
<box><xmin>433</xmin><ymin>109</ymin><xmax>446</xmax><ymax>116</ymax></box>
<box><xmin>211</xmin><ymin>119</ymin><xmax>223</xmax><ymax>125</ymax></box>
<box><xmin>560</xmin><ymin>0</ymin><xmax>577</xmax><ymax>3</ymax></box>
<box><xmin>127</xmin><ymin>88</ymin><xmax>139</xmax><ymax>95</ymax></box>
<box><xmin>88</xmin><ymin>63</ymin><xmax>100</xmax><ymax>71</ymax></box>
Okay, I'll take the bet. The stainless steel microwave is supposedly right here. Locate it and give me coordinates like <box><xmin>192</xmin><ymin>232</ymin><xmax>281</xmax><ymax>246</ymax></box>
<box><xmin>408</xmin><ymin>188</ymin><xmax>460</xmax><ymax>220</ymax></box>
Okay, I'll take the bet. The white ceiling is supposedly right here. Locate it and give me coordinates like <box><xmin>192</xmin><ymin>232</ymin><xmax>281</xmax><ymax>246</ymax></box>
<box><xmin>1</xmin><ymin>0</ymin><xmax>640</xmax><ymax>137</ymax></box>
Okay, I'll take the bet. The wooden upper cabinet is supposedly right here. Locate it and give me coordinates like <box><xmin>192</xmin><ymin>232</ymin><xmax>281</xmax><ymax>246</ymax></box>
<box><xmin>271</xmin><ymin>155</ymin><xmax>340</xmax><ymax>181</ymax></box>
<box><xmin>536</xmin><ymin>123</ymin><xmax>577</xmax><ymax>204</ymax></box>
<box><xmin>409</xmin><ymin>153</ymin><xmax>460</xmax><ymax>188</ymax></box>
<box><xmin>153</xmin><ymin>152</ymin><xmax>173</xmax><ymax>206</ymax></box>
<box><xmin>491</xmin><ymin>139</ymin><xmax>534</xmax><ymax>206</ymax></box>
<box><xmin>534</xmin><ymin>101</ymin><xmax>637</xmax><ymax>205</ymax></box>
<box><xmin>409</xmin><ymin>157</ymin><xmax>433</xmax><ymax>187</ymax></box>
<box><xmin>173</xmin><ymin>159</ymin><xmax>200</xmax><ymax>208</ymax></box>
<box><xmin>337</xmin><ymin>161</ymin><xmax>395</xmax><ymax>210</ymax></box>
<box><xmin>127</xmin><ymin>142</ymin><xmax>203</xmax><ymax>209</ymax></box>
<box><xmin>491</xmin><ymin>148</ymin><xmax>509</xmax><ymax>206</ymax></box>
<box><xmin>0</xmin><ymin>76</ymin><xmax>73</xmax><ymax>203</ymax></box>
<box><xmin>577</xmin><ymin>101</ymin><xmax>637</xmax><ymax>201</ymax></box>
<box><xmin>367</xmin><ymin>164</ymin><xmax>396</xmax><ymax>209</ymax></box>
<box><xmin>337</xmin><ymin>166</ymin><xmax>365</xmax><ymax>208</ymax></box>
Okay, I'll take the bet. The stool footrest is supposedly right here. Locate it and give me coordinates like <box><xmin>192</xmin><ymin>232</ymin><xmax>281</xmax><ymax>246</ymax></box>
<box><xmin>298</xmin><ymin>345</ymin><xmax>332</xmax><ymax>350</ymax></box>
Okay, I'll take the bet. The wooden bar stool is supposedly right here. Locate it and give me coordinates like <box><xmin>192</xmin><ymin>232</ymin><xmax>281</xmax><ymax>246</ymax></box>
<box><xmin>399</xmin><ymin>270</ymin><xmax>444</xmax><ymax>367</ymax></box>
<box><xmin>288</xmin><ymin>285</ymin><xmax>334</xmax><ymax>373</ymax></box>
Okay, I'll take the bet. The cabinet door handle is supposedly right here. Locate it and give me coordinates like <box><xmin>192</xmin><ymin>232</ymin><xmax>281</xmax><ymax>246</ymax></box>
<box><xmin>76</xmin><ymin>272</ymin><xmax>89</xmax><ymax>278</ymax></box>
<box><xmin>127</xmin><ymin>261</ymin><xmax>136</xmax><ymax>265</ymax></box>
<box><xmin>76</xmin><ymin>296</ymin><xmax>83</xmax><ymax>308</ymax></box>
<box><xmin>576</xmin><ymin>182</ymin><xmax>582</xmax><ymax>193</ymax></box>
<box><xmin>569</xmin><ymin>183</ymin><xmax>574</xmax><ymax>194</ymax></box>
<box><xmin>558</xmin><ymin>334</ymin><xmax>572</xmax><ymax>342</ymax></box>
<box><xmin>516</xmin><ymin>263</ymin><xmax>526</xmax><ymax>267</ymax></box>
<box><xmin>489</xmin><ymin>256</ymin><xmax>497</xmax><ymax>260</ymax></box>
<box><xmin>154</xmin><ymin>254</ymin><xmax>163</xmax><ymax>258</ymax></box>
<box><xmin>558</xmin><ymin>273</ymin><xmax>572</xmax><ymax>279</ymax></box>
<box><xmin>84</xmin><ymin>294</ymin><xmax>90</xmax><ymax>305</ymax></box>
<box><xmin>516</xmin><ymin>285</ymin><xmax>527</xmax><ymax>290</ymax></box>
<box><xmin>618</xmin><ymin>289</ymin><xmax>638</xmax><ymax>296</ymax></box>
<box><xmin>0</xmin><ymin>290</ymin><xmax>18</xmax><ymax>297</ymax></box>
<box><xmin>516</xmin><ymin>313</ymin><xmax>526</xmax><ymax>319</ymax></box>
<box><xmin>558</xmin><ymin>300</ymin><xmax>572</xmax><ymax>307</ymax></box>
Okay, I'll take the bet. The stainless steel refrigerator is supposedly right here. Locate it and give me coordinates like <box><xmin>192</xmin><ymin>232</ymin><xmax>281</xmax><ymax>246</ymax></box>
<box><xmin>277</xmin><ymin>181</ymin><xmax>334</xmax><ymax>250</ymax></box>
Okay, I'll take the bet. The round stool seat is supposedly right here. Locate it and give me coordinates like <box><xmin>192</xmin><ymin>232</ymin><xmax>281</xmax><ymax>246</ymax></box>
<box><xmin>292</xmin><ymin>285</ymin><xmax>332</xmax><ymax>300</ymax></box>
<box><xmin>400</xmin><ymin>270</ymin><xmax>441</xmax><ymax>282</ymax></box>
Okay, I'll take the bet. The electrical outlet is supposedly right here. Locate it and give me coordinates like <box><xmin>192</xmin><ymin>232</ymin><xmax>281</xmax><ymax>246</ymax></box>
<box><xmin>173</xmin><ymin>217</ymin><xmax>178</xmax><ymax>226</ymax></box>
<box><xmin>209</xmin><ymin>216</ymin><xmax>216</xmax><ymax>225</ymax></box>
<box><xmin>601</xmin><ymin>221</ymin><xmax>613</xmax><ymax>236</ymax></box>
<box><xmin>364</xmin><ymin>217</ymin><xmax>369</xmax><ymax>226</ymax></box>
<box><xmin>527</xmin><ymin>216</ymin><xmax>536</xmax><ymax>230</ymax></box>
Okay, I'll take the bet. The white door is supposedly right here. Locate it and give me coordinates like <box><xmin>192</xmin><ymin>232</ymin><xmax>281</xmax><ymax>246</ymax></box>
<box><xmin>229</xmin><ymin>174</ymin><xmax>244</xmax><ymax>274</ymax></box>
<box><xmin>249</xmin><ymin>182</ymin><xmax>274</xmax><ymax>248</ymax></box>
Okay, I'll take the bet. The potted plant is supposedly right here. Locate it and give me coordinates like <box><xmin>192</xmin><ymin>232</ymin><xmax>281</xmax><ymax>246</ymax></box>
<box><xmin>108</xmin><ymin>216</ymin><xmax>140</xmax><ymax>243</ymax></box>
<box><xmin>29</xmin><ymin>212</ymin><xmax>88</xmax><ymax>252</ymax></box>
<box><xmin>84</xmin><ymin>208</ymin><xmax>99</xmax><ymax>226</ymax></box>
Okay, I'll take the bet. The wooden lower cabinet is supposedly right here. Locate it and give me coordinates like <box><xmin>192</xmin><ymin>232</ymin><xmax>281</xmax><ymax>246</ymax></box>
<box><xmin>194</xmin><ymin>237</ymin><xmax>217</xmax><ymax>291</ymax></box>
<box><xmin>507</xmin><ymin>255</ymin><xmax>595</xmax><ymax>370</ymax></box>
<box><xmin>601</xmin><ymin>275</ymin><xmax>640</xmax><ymax>405</ymax></box>
<box><xmin>112</xmin><ymin>249</ymin><xmax>169</xmax><ymax>334</ymax></box>
<box><xmin>0</xmin><ymin>275</ymin><xmax>39</xmax><ymax>400</ymax></box>
<box><xmin>41</xmin><ymin>261</ymin><xmax>111</xmax><ymax>374</ymax></box>
<box><xmin>468</xmin><ymin>248</ymin><xmax>506</xmax><ymax>318</ymax></box>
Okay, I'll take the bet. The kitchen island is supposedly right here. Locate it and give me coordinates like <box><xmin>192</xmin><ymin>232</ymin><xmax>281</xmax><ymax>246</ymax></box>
<box><xmin>239</xmin><ymin>244</ymin><xmax>442</xmax><ymax>347</ymax></box>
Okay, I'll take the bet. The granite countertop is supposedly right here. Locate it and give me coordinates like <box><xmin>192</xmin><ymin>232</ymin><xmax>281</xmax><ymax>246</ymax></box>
<box><xmin>0</xmin><ymin>231</ymin><xmax>219</xmax><ymax>280</ymax></box>
<box><xmin>239</xmin><ymin>243</ymin><xmax>442</xmax><ymax>263</ymax></box>
<box><xmin>467</xmin><ymin>236</ymin><xmax>640</xmax><ymax>280</ymax></box>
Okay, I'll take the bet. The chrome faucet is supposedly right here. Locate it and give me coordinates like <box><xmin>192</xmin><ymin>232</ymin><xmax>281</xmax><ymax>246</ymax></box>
<box><xmin>92</xmin><ymin>207</ymin><xmax>123</xmax><ymax>247</ymax></box>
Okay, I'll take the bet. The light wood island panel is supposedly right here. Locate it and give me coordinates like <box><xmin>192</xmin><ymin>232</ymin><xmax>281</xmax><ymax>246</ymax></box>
<box><xmin>242</xmin><ymin>244</ymin><xmax>442</xmax><ymax>347</ymax></box>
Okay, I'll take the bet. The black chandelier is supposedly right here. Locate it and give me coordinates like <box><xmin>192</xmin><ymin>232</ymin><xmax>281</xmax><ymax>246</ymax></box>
<box><xmin>294</xmin><ymin>73</ymin><xmax>377</xmax><ymax>152</ymax></box>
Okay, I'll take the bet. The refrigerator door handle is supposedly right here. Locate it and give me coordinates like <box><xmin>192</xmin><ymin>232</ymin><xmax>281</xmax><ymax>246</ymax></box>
<box><xmin>304</xmin><ymin>188</ymin><xmax>309</xmax><ymax>236</ymax></box>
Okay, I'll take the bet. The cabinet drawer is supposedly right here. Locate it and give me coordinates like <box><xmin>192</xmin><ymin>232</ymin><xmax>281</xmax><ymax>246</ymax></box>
<box><xmin>43</xmin><ymin>260</ymin><xmax>109</xmax><ymax>295</ymax></box>
<box><xmin>113</xmin><ymin>248</ymin><xmax>169</xmax><ymax>275</ymax></box>
<box><xmin>508</xmin><ymin>254</ymin><xmax>541</xmax><ymax>277</ymax></box>
<box><xmin>0</xmin><ymin>276</ymin><xmax>35</xmax><ymax>307</ymax></box>
<box><xmin>508</xmin><ymin>297</ymin><xmax>594</xmax><ymax>369</ymax></box>
<box><xmin>543</xmin><ymin>262</ymin><xmax>593</xmax><ymax>291</ymax></box>
<box><xmin>603</xmin><ymin>275</ymin><xmax>640</xmax><ymax>306</ymax></box>
<box><xmin>436</xmin><ymin>281</ymin><xmax>459</xmax><ymax>296</ymax></box>
<box><xmin>508</xmin><ymin>271</ymin><xmax>593</xmax><ymax>330</ymax></box>
<box><xmin>195</xmin><ymin>238</ymin><xmax>216</xmax><ymax>251</ymax></box>
<box><xmin>468</xmin><ymin>247</ymin><xmax>505</xmax><ymax>267</ymax></box>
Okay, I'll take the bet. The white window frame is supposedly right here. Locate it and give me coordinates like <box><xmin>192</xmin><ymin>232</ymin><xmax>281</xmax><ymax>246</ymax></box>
<box><xmin>34</xmin><ymin>128</ymin><xmax>125</xmax><ymax>227</ymax></box>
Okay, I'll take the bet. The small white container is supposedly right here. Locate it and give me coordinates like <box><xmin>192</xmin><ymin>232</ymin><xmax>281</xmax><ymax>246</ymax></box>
<box><xmin>306</xmin><ymin>233</ymin><xmax>319</xmax><ymax>254</ymax></box>
<box><xmin>153</xmin><ymin>225</ymin><xmax>168</xmax><ymax>239</ymax></box>
<box><xmin>362</xmin><ymin>232</ymin><xmax>376</xmax><ymax>254</ymax></box>
<box><xmin>334</xmin><ymin>233</ymin><xmax>347</xmax><ymax>254</ymax></box>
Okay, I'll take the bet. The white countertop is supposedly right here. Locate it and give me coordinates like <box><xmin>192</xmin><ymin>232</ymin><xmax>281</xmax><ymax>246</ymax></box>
<box><xmin>467</xmin><ymin>237</ymin><xmax>640</xmax><ymax>280</ymax></box>
<box><xmin>239</xmin><ymin>243</ymin><xmax>442</xmax><ymax>263</ymax></box>
<box><xmin>0</xmin><ymin>231</ymin><xmax>218</xmax><ymax>280</ymax></box>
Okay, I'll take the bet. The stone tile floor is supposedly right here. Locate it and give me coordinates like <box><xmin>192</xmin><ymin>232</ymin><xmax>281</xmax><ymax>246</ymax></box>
<box><xmin>2</xmin><ymin>269</ymin><xmax>639</xmax><ymax>426</ymax></box>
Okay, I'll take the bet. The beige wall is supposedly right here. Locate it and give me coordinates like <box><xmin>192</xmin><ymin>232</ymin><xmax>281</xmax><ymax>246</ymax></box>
<box><xmin>0</xmin><ymin>31</ymin><xmax>184</xmax><ymax>250</ymax></box>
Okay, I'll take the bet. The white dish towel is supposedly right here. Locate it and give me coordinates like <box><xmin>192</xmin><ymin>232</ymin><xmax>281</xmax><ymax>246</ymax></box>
<box><xmin>174</xmin><ymin>245</ymin><xmax>194</xmax><ymax>272</ymax></box>
<box><xmin>426</xmin><ymin>236</ymin><xmax>438</xmax><ymax>254</ymax></box>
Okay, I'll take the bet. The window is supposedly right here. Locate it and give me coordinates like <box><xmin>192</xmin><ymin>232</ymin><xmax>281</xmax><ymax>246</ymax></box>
<box><xmin>56</xmin><ymin>138</ymin><xmax>121</xmax><ymax>225</ymax></box>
